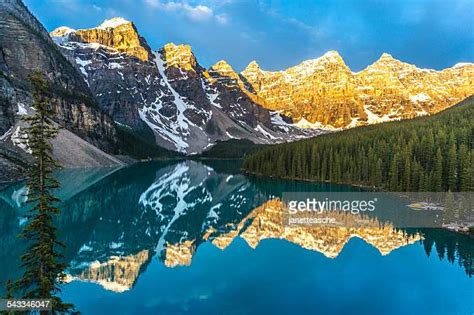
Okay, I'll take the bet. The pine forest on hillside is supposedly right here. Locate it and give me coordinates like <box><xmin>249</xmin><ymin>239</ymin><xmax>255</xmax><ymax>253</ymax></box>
<box><xmin>243</xmin><ymin>97</ymin><xmax>474</xmax><ymax>192</ymax></box>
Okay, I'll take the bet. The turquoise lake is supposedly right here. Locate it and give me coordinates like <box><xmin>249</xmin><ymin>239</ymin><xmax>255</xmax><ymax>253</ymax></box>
<box><xmin>0</xmin><ymin>160</ymin><xmax>472</xmax><ymax>314</ymax></box>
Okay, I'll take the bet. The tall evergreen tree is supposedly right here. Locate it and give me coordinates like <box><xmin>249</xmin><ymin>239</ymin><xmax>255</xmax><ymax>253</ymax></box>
<box><xmin>447</xmin><ymin>143</ymin><xmax>458</xmax><ymax>191</ymax></box>
<box><xmin>458</xmin><ymin>144</ymin><xmax>471</xmax><ymax>191</ymax></box>
<box><xmin>374</xmin><ymin>158</ymin><xmax>383</xmax><ymax>187</ymax></box>
<box><xmin>13</xmin><ymin>73</ymin><xmax>73</xmax><ymax>313</ymax></box>
<box><xmin>432</xmin><ymin>149</ymin><xmax>443</xmax><ymax>192</ymax></box>
<box><xmin>388</xmin><ymin>153</ymin><xmax>400</xmax><ymax>191</ymax></box>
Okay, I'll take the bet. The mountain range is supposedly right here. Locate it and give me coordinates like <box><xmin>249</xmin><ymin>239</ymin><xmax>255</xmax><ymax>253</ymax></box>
<box><xmin>0</xmin><ymin>0</ymin><xmax>473</xmax><ymax>181</ymax></box>
<box><xmin>50</xmin><ymin>16</ymin><xmax>473</xmax><ymax>150</ymax></box>
<box><xmin>242</xmin><ymin>52</ymin><xmax>473</xmax><ymax>128</ymax></box>
<box><xmin>49</xmin><ymin>17</ymin><xmax>322</xmax><ymax>154</ymax></box>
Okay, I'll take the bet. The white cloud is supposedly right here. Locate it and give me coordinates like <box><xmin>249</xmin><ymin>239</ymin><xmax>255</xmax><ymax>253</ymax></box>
<box><xmin>216</xmin><ymin>13</ymin><xmax>228</xmax><ymax>24</ymax></box>
<box><xmin>144</xmin><ymin>0</ymin><xmax>224</xmax><ymax>22</ymax></box>
<box><xmin>182</xmin><ymin>5</ymin><xmax>213</xmax><ymax>21</ymax></box>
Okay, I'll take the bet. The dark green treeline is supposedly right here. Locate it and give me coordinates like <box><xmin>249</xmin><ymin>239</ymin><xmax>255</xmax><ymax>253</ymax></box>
<box><xmin>243</xmin><ymin>97</ymin><xmax>474</xmax><ymax>192</ymax></box>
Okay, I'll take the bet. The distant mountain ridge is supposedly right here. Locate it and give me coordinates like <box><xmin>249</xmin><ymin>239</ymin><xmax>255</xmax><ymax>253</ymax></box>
<box><xmin>241</xmin><ymin>52</ymin><xmax>474</xmax><ymax>128</ymax></box>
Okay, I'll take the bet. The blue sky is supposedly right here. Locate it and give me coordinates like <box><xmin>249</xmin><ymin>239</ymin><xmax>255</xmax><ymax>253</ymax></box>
<box><xmin>25</xmin><ymin>0</ymin><xmax>474</xmax><ymax>72</ymax></box>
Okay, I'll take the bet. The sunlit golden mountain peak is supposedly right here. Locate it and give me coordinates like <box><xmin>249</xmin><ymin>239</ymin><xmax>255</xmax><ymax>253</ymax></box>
<box><xmin>50</xmin><ymin>17</ymin><xmax>150</xmax><ymax>61</ymax></box>
<box><xmin>162</xmin><ymin>42</ymin><xmax>198</xmax><ymax>71</ymax></box>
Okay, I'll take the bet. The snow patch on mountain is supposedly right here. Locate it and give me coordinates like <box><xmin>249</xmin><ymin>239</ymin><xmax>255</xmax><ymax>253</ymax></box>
<box><xmin>364</xmin><ymin>106</ymin><xmax>400</xmax><ymax>124</ymax></box>
<box><xmin>200</xmin><ymin>77</ymin><xmax>222</xmax><ymax>108</ymax></box>
<box><xmin>138</xmin><ymin>52</ymin><xmax>207</xmax><ymax>152</ymax></box>
<box><xmin>108</xmin><ymin>62</ymin><xmax>123</xmax><ymax>69</ymax></box>
<box><xmin>270</xmin><ymin>112</ymin><xmax>291</xmax><ymax>132</ymax></box>
<box><xmin>11</xmin><ymin>126</ymin><xmax>31</xmax><ymax>154</ymax></box>
<box><xmin>75</xmin><ymin>57</ymin><xmax>92</xmax><ymax>78</ymax></box>
<box><xmin>225</xmin><ymin>131</ymin><xmax>238</xmax><ymax>139</ymax></box>
<box><xmin>410</xmin><ymin>93</ymin><xmax>431</xmax><ymax>103</ymax></box>
<box><xmin>255</xmin><ymin>124</ymin><xmax>276</xmax><ymax>139</ymax></box>
<box><xmin>294</xmin><ymin>118</ymin><xmax>339</xmax><ymax>130</ymax></box>
<box><xmin>16</xmin><ymin>103</ymin><xmax>28</xmax><ymax>116</ymax></box>
<box><xmin>154</xmin><ymin>52</ymin><xmax>195</xmax><ymax>128</ymax></box>
<box><xmin>0</xmin><ymin>127</ymin><xmax>14</xmax><ymax>141</ymax></box>
<box><xmin>453</xmin><ymin>62</ymin><xmax>473</xmax><ymax>68</ymax></box>
<box><xmin>138</xmin><ymin>102</ymin><xmax>189</xmax><ymax>152</ymax></box>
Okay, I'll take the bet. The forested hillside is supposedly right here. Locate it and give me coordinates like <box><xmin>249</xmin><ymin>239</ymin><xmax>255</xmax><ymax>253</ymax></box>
<box><xmin>243</xmin><ymin>97</ymin><xmax>474</xmax><ymax>192</ymax></box>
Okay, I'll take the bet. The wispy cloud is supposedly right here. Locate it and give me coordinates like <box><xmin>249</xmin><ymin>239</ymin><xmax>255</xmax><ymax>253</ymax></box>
<box><xmin>144</xmin><ymin>0</ymin><xmax>218</xmax><ymax>22</ymax></box>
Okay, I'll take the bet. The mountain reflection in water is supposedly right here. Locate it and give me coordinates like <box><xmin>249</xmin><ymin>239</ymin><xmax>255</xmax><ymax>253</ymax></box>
<box><xmin>0</xmin><ymin>160</ymin><xmax>472</xmax><ymax>296</ymax></box>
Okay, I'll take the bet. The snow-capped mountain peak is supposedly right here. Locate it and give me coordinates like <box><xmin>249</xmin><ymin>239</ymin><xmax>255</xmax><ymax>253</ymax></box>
<box><xmin>244</xmin><ymin>60</ymin><xmax>260</xmax><ymax>71</ymax></box>
<box><xmin>210</xmin><ymin>60</ymin><xmax>235</xmax><ymax>74</ymax></box>
<box><xmin>50</xmin><ymin>17</ymin><xmax>151</xmax><ymax>61</ymax></box>
<box><xmin>97</xmin><ymin>17</ymin><xmax>131</xmax><ymax>29</ymax></box>
<box><xmin>50</xmin><ymin>26</ymin><xmax>76</xmax><ymax>37</ymax></box>
<box><xmin>320</xmin><ymin>50</ymin><xmax>344</xmax><ymax>62</ymax></box>
<box><xmin>162</xmin><ymin>43</ymin><xmax>197</xmax><ymax>72</ymax></box>
<box><xmin>50</xmin><ymin>26</ymin><xmax>77</xmax><ymax>45</ymax></box>
<box><xmin>379</xmin><ymin>52</ymin><xmax>395</xmax><ymax>59</ymax></box>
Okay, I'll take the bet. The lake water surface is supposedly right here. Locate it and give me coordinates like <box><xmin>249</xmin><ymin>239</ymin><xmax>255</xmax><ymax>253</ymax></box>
<box><xmin>0</xmin><ymin>160</ymin><xmax>472</xmax><ymax>314</ymax></box>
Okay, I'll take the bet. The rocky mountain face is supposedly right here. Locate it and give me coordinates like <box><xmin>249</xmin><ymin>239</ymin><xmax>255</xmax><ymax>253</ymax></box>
<box><xmin>0</xmin><ymin>0</ymin><xmax>123</xmax><ymax>181</ymax></box>
<box><xmin>241</xmin><ymin>51</ymin><xmax>474</xmax><ymax>128</ymax></box>
<box><xmin>0</xmin><ymin>0</ymin><xmax>117</xmax><ymax>149</ymax></box>
<box><xmin>50</xmin><ymin>19</ymin><xmax>324</xmax><ymax>154</ymax></box>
